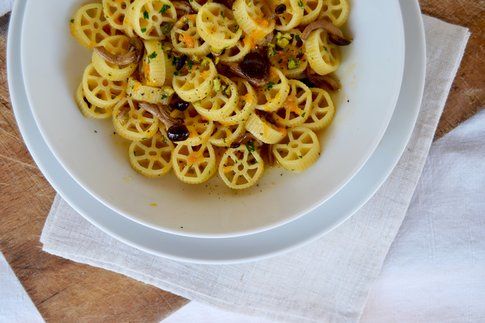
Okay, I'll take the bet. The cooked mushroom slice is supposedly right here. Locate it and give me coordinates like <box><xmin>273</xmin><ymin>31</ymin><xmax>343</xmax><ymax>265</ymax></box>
<box><xmin>172</xmin><ymin>0</ymin><xmax>194</xmax><ymax>16</ymax></box>
<box><xmin>94</xmin><ymin>37</ymin><xmax>144</xmax><ymax>66</ymax></box>
<box><xmin>219</xmin><ymin>49</ymin><xmax>271</xmax><ymax>87</ymax></box>
<box><xmin>306</xmin><ymin>69</ymin><xmax>341</xmax><ymax>91</ymax></box>
<box><xmin>301</xmin><ymin>18</ymin><xmax>352</xmax><ymax>46</ymax></box>
<box><xmin>138</xmin><ymin>102</ymin><xmax>189</xmax><ymax>142</ymax></box>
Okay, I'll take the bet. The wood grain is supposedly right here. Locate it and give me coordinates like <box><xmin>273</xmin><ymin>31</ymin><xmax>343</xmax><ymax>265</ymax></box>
<box><xmin>420</xmin><ymin>0</ymin><xmax>485</xmax><ymax>138</ymax></box>
<box><xmin>0</xmin><ymin>1</ymin><xmax>484</xmax><ymax>321</ymax></box>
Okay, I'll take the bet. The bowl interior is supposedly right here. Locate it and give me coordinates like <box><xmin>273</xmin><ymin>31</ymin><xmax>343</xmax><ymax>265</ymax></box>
<box><xmin>20</xmin><ymin>0</ymin><xmax>404</xmax><ymax>237</ymax></box>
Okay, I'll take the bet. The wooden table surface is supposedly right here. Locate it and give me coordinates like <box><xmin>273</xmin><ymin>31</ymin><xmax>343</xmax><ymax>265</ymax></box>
<box><xmin>1</xmin><ymin>1</ymin><xmax>484</xmax><ymax>321</ymax></box>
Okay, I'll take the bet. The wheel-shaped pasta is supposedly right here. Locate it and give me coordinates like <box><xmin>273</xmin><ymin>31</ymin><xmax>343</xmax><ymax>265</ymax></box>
<box><xmin>233</xmin><ymin>0</ymin><xmax>275</xmax><ymax>47</ymax></box>
<box><xmin>196</xmin><ymin>3</ymin><xmax>242</xmax><ymax>52</ymax></box>
<box><xmin>102</xmin><ymin>0</ymin><xmax>134</xmax><ymax>31</ymax></box>
<box><xmin>172</xmin><ymin>58</ymin><xmax>217</xmax><ymax>102</ymax></box>
<box><xmin>70</xmin><ymin>3</ymin><xmax>119</xmax><ymax>48</ymax></box>
<box><xmin>219</xmin><ymin>145</ymin><xmax>264</xmax><ymax>189</ymax></box>
<box><xmin>128</xmin><ymin>0</ymin><xmax>177</xmax><ymax>40</ymax></box>
<box><xmin>220</xmin><ymin>38</ymin><xmax>251</xmax><ymax>63</ymax></box>
<box><xmin>82</xmin><ymin>64</ymin><xmax>126</xmax><ymax>109</ymax></box>
<box><xmin>269</xmin><ymin>30</ymin><xmax>307</xmax><ymax>79</ymax></box>
<box><xmin>274</xmin><ymin>0</ymin><xmax>304</xmax><ymax>31</ymax></box>
<box><xmin>112</xmin><ymin>98</ymin><xmax>159</xmax><ymax>140</ymax></box>
<box><xmin>92</xmin><ymin>35</ymin><xmax>138</xmax><ymax>81</ymax></box>
<box><xmin>210</xmin><ymin>122</ymin><xmax>246</xmax><ymax>147</ymax></box>
<box><xmin>193</xmin><ymin>76</ymin><xmax>238</xmax><ymax>121</ymax></box>
<box><xmin>172</xmin><ymin>142</ymin><xmax>216</xmax><ymax>184</ymax></box>
<box><xmin>303</xmin><ymin>88</ymin><xmax>335</xmax><ymax>130</ymax></box>
<box><xmin>245</xmin><ymin>112</ymin><xmax>287</xmax><ymax>144</ymax></box>
<box><xmin>75</xmin><ymin>84</ymin><xmax>112</xmax><ymax>119</ymax></box>
<box><xmin>126</xmin><ymin>78</ymin><xmax>174</xmax><ymax>105</ymax></box>
<box><xmin>221</xmin><ymin>78</ymin><xmax>256</xmax><ymax>125</ymax></box>
<box><xmin>255</xmin><ymin>67</ymin><xmax>290</xmax><ymax>112</ymax></box>
<box><xmin>300</xmin><ymin>0</ymin><xmax>324</xmax><ymax>25</ymax></box>
<box><xmin>128</xmin><ymin>129</ymin><xmax>174</xmax><ymax>177</ymax></box>
<box><xmin>304</xmin><ymin>29</ymin><xmax>340</xmax><ymax>75</ymax></box>
<box><xmin>319</xmin><ymin>0</ymin><xmax>350</xmax><ymax>27</ymax></box>
<box><xmin>141</xmin><ymin>40</ymin><xmax>166</xmax><ymax>86</ymax></box>
<box><xmin>171</xmin><ymin>15</ymin><xmax>210</xmax><ymax>56</ymax></box>
<box><xmin>272</xmin><ymin>126</ymin><xmax>320</xmax><ymax>171</ymax></box>
<box><xmin>172</xmin><ymin>106</ymin><xmax>215</xmax><ymax>145</ymax></box>
<box><xmin>273</xmin><ymin>80</ymin><xmax>312</xmax><ymax>127</ymax></box>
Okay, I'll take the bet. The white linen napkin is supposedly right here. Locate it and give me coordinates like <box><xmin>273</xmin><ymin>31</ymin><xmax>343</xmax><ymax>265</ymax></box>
<box><xmin>40</xmin><ymin>16</ymin><xmax>470</xmax><ymax>322</ymax></box>
<box><xmin>0</xmin><ymin>253</ymin><xmax>44</xmax><ymax>323</ymax></box>
<box><xmin>164</xmin><ymin>109</ymin><xmax>485</xmax><ymax>323</ymax></box>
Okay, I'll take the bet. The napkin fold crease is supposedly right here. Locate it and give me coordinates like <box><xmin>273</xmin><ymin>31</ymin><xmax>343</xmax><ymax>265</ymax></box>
<box><xmin>40</xmin><ymin>15</ymin><xmax>470</xmax><ymax>323</ymax></box>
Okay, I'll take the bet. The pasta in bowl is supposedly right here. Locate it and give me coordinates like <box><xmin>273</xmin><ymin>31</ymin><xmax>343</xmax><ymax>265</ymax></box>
<box><xmin>70</xmin><ymin>0</ymin><xmax>352</xmax><ymax>190</ymax></box>
<box><xmin>20</xmin><ymin>0</ymin><xmax>404</xmax><ymax>236</ymax></box>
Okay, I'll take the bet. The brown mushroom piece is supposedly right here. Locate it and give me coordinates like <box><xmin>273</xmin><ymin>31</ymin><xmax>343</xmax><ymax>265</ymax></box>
<box><xmin>93</xmin><ymin>37</ymin><xmax>144</xmax><ymax>66</ymax></box>
<box><xmin>213</xmin><ymin>0</ymin><xmax>235</xmax><ymax>8</ymax></box>
<box><xmin>138</xmin><ymin>102</ymin><xmax>190</xmax><ymax>142</ymax></box>
<box><xmin>306</xmin><ymin>69</ymin><xmax>341</xmax><ymax>91</ymax></box>
<box><xmin>219</xmin><ymin>49</ymin><xmax>271</xmax><ymax>87</ymax></box>
<box><xmin>301</xmin><ymin>18</ymin><xmax>352</xmax><ymax>46</ymax></box>
<box><xmin>172</xmin><ymin>0</ymin><xmax>194</xmax><ymax>16</ymax></box>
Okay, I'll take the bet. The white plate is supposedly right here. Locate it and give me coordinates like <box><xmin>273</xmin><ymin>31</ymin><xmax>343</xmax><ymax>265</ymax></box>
<box><xmin>8</xmin><ymin>0</ymin><xmax>424</xmax><ymax>263</ymax></box>
<box><xmin>18</xmin><ymin>0</ymin><xmax>405</xmax><ymax>237</ymax></box>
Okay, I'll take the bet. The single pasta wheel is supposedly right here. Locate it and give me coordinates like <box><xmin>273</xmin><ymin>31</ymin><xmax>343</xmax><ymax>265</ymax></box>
<box><xmin>75</xmin><ymin>84</ymin><xmax>112</xmax><ymax>119</ymax></box>
<box><xmin>141</xmin><ymin>40</ymin><xmax>166</xmax><ymax>86</ymax></box>
<box><xmin>189</xmin><ymin>0</ymin><xmax>211</xmax><ymax>12</ymax></box>
<box><xmin>172</xmin><ymin>142</ymin><xmax>216</xmax><ymax>184</ymax></box>
<box><xmin>210</xmin><ymin>122</ymin><xmax>246</xmax><ymax>147</ymax></box>
<box><xmin>220</xmin><ymin>38</ymin><xmax>251</xmax><ymax>63</ymax></box>
<box><xmin>319</xmin><ymin>0</ymin><xmax>350</xmax><ymax>27</ymax></box>
<box><xmin>245</xmin><ymin>112</ymin><xmax>287</xmax><ymax>144</ymax></box>
<box><xmin>102</xmin><ymin>0</ymin><xmax>134</xmax><ymax>31</ymax></box>
<box><xmin>304</xmin><ymin>29</ymin><xmax>340</xmax><ymax>75</ymax></box>
<box><xmin>172</xmin><ymin>106</ymin><xmax>215</xmax><ymax>145</ymax></box>
<box><xmin>112</xmin><ymin>97</ymin><xmax>159</xmax><ymax>140</ymax></box>
<box><xmin>233</xmin><ymin>0</ymin><xmax>275</xmax><ymax>48</ymax></box>
<box><xmin>300</xmin><ymin>0</ymin><xmax>324</xmax><ymax>25</ymax></box>
<box><xmin>219</xmin><ymin>145</ymin><xmax>264</xmax><ymax>189</ymax></box>
<box><xmin>171</xmin><ymin>15</ymin><xmax>210</xmax><ymax>56</ymax></box>
<box><xmin>255</xmin><ymin>67</ymin><xmax>290</xmax><ymax>112</ymax></box>
<box><xmin>128</xmin><ymin>0</ymin><xmax>177</xmax><ymax>40</ymax></box>
<box><xmin>196</xmin><ymin>3</ymin><xmax>242</xmax><ymax>52</ymax></box>
<box><xmin>269</xmin><ymin>30</ymin><xmax>307</xmax><ymax>79</ymax></box>
<box><xmin>92</xmin><ymin>35</ymin><xmax>138</xmax><ymax>81</ymax></box>
<box><xmin>221</xmin><ymin>78</ymin><xmax>256</xmax><ymax>125</ymax></box>
<box><xmin>128</xmin><ymin>128</ymin><xmax>174</xmax><ymax>177</ymax></box>
<box><xmin>273</xmin><ymin>80</ymin><xmax>312</xmax><ymax>127</ymax></box>
<box><xmin>70</xmin><ymin>3</ymin><xmax>119</xmax><ymax>48</ymax></box>
<box><xmin>274</xmin><ymin>0</ymin><xmax>304</xmax><ymax>31</ymax></box>
<box><xmin>272</xmin><ymin>126</ymin><xmax>320</xmax><ymax>171</ymax></box>
<box><xmin>172</xmin><ymin>58</ymin><xmax>217</xmax><ymax>102</ymax></box>
<box><xmin>82</xmin><ymin>64</ymin><xmax>126</xmax><ymax>109</ymax></box>
<box><xmin>126</xmin><ymin>77</ymin><xmax>174</xmax><ymax>105</ymax></box>
<box><xmin>303</xmin><ymin>88</ymin><xmax>335</xmax><ymax>130</ymax></box>
<box><xmin>193</xmin><ymin>75</ymin><xmax>238</xmax><ymax>122</ymax></box>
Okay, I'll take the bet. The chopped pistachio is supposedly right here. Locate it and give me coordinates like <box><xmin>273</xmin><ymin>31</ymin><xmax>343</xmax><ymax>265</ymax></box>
<box><xmin>288</xmin><ymin>57</ymin><xmax>299</xmax><ymax>69</ymax></box>
<box><xmin>213</xmin><ymin>78</ymin><xmax>222</xmax><ymax>92</ymax></box>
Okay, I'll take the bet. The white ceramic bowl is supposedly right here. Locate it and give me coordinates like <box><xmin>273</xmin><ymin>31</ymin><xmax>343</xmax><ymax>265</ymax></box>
<box><xmin>20</xmin><ymin>0</ymin><xmax>404</xmax><ymax>238</ymax></box>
